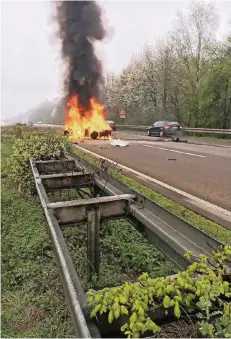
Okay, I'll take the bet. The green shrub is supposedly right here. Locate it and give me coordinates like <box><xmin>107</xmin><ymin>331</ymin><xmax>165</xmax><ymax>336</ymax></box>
<box><xmin>88</xmin><ymin>246</ymin><xmax>231</xmax><ymax>338</ymax></box>
<box><xmin>6</xmin><ymin>124</ymin><xmax>30</xmax><ymax>138</ymax></box>
<box><xmin>7</xmin><ymin>133</ymin><xmax>70</xmax><ymax>192</ymax></box>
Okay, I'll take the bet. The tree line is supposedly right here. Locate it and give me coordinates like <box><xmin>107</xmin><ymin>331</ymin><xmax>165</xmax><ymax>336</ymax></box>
<box><xmin>104</xmin><ymin>2</ymin><xmax>231</xmax><ymax>128</ymax></box>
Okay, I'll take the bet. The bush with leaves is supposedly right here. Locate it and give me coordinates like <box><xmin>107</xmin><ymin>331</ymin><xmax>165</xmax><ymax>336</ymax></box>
<box><xmin>87</xmin><ymin>246</ymin><xmax>231</xmax><ymax>338</ymax></box>
<box><xmin>7</xmin><ymin>133</ymin><xmax>71</xmax><ymax>192</ymax></box>
<box><xmin>5</xmin><ymin>124</ymin><xmax>30</xmax><ymax>139</ymax></box>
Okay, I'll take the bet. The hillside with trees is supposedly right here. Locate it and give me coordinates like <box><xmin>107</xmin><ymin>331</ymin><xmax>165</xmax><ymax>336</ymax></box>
<box><xmin>105</xmin><ymin>2</ymin><xmax>231</xmax><ymax>128</ymax></box>
<box><xmin>27</xmin><ymin>99</ymin><xmax>65</xmax><ymax>124</ymax></box>
<box><xmin>5</xmin><ymin>98</ymin><xmax>65</xmax><ymax>125</ymax></box>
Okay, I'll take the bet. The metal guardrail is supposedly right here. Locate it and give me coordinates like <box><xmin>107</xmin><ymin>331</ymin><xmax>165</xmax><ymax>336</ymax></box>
<box><xmin>117</xmin><ymin>124</ymin><xmax>231</xmax><ymax>135</ymax></box>
<box><xmin>3</xmin><ymin>123</ymin><xmax>230</xmax><ymax>135</ymax></box>
<box><xmin>30</xmin><ymin>159</ymin><xmax>93</xmax><ymax>338</ymax></box>
<box><xmin>30</xmin><ymin>152</ymin><xmax>230</xmax><ymax>337</ymax></box>
<box><xmin>183</xmin><ymin>127</ymin><xmax>231</xmax><ymax>134</ymax></box>
<box><xmin>71</xmin><ymin>149</ymin><xmax>222</xmax><ymax>265</ymax></box>
<box><xmin>33</xmin><ymin>123</ymin><xmax>63</xmax><ymax>129</ymax></box>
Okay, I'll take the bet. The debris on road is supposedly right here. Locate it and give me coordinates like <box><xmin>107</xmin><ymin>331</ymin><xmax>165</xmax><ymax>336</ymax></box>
<box><xmin>173</xmin><ymin>138</ymin><xmax>188</xmax><ymax>143</ymax></box>
<box><xmin>172</xmin><ymin>137</ymin><xmax>180</xmax><ymax>142</ymax></box>
<box><xmin>168</xmin><ymin>158</ymin><xmax>176</xmax><ymax>161</ymax></box>
<box><xmin>110</xmin><ymin>139</ymin><xmax>129</xmax><ymax>147</ymax></box>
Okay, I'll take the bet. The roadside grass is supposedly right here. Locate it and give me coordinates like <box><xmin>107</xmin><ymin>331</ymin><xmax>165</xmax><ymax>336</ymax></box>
<box><xmin>1</xmin><ymin>135</ymin><xmax>177</xmax><ymax>337</ymax></box>
<box><xmin>72</xmin><ymin>146</ymin><xmax>231</xmax><ymax>245</ymax></box>
<box><xmin>1</xmin><ymin>137</ymin><xmax>74</xmax><ymax>337</ymax></box>
<box><xmin>99</xmin><ymin>219</ymin><xmax>177</xmax><ymax>282</ymax></box>
<box><xmin>1</xmin><ymin>173</ymin><xmax>74</xmax><ymax>337</ymax></box>
<box><xmin>61</xmin><ymin>219</ymin><xmax>177</xmax><ymax>292</ymax></box>
<box><xmin>1</xmin><ymin>290</ymin><xmax>73</xmax><ymax>338</ymax></box>
<box><xmin>1</xmin><ymin>140</ymin><xmax>13</xmax><ymax>174</ymax></box>
<box><xmin>185</xmin><ymin>135</ymin><xmax>231</xmax><ymax>142</ymax></box>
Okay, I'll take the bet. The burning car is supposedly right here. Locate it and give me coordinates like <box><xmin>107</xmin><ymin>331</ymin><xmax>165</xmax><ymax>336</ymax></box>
<box><xmin>84</xmin><ymin>128</ymin><xmax>112</xmax><ymax>140</ymax></box>
<box><xmin>64</xmin><ymin>127</ymin><xmax>111</xmax><ymax>140</ymax></box>
<box><xmin>63</xmin><ymin>95</ymin><xmax>112</xmax><ymax>141</ymax></box>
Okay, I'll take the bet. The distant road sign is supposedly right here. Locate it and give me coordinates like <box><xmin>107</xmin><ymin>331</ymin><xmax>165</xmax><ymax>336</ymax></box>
<box><xmin>120</xmin><ymin>109</ymin><xmax>126</xmax><ymax>119</ymax></box>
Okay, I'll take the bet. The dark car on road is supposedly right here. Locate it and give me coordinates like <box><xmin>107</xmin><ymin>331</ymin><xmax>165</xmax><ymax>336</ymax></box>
<box><xmin>107</xmin><ymin>120</ymin><xmax>117</xmax><ymax>131</ymax></box>
<box><xmin>147</xmin><ymin>121</ymin><xmax>182</xmax><ymax>139</ymax></box>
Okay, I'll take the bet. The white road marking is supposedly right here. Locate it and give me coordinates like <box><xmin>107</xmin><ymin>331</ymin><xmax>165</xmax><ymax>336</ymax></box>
<box><xmin>144</xmin><ymin>144</ymin><xmax>205</xmax><ymax>158</ymax></box>
<box><xmin>75</xmin><ymin>145</ymin><xmax>231</xmax><ymax>220</ymax></box>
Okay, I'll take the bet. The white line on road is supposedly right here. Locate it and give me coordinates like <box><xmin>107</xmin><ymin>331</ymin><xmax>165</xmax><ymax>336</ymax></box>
<box><xmin>75</xmin><ymin>145</ymin><xmax>231</xmax><ymax>220</ymax></box>
<box><xmin>144</xmin><ymin>145</ymin><xmax>205</xmax><ymax>158</ymax></box>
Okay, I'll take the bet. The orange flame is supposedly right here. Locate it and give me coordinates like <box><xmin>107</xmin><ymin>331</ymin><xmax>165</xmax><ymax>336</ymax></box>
<box><xmin>64</xmin><ymin>94</ymin><xmax>111</xmax><ymax>140</ymax></box>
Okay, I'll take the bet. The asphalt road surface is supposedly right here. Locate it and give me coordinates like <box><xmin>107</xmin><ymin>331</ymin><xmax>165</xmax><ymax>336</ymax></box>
<box><xmin>113</xmin><ymin>131</ymin><xmax>231</xmax><ymax>147</ymax></box>
<box><xmin>78</xmin><ymin>137</ymin><xmax>231</xmax><ymax>215</ymax></box>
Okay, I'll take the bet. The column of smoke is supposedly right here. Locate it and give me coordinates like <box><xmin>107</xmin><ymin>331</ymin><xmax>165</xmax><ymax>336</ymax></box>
<box><xmin>55</xmin><ymin>0</ymin><xmax>106</xmax><ymax>112</ymax></box>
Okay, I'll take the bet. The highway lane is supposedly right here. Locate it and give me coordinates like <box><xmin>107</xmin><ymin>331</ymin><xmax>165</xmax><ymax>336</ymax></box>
<box><xmin>78</xmin><ymin>139</ymin><xmax>231</xmax><ymax>213</ymax></box>
<box><xmin>141</xmin><ymin>141</ymin><xmax>231</xmax><ymax>158</ymax></box>
<box><xmin>113</xmin><ymin>131</ymin><xmax>231</xmax><ymax>148</ymax></box>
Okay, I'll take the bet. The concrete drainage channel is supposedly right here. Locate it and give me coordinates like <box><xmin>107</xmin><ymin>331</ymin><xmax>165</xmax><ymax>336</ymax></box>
<box><xmin>30</xmin><ymin>154</ymin><xmax>224</xmax><ymax>338</ymax></box>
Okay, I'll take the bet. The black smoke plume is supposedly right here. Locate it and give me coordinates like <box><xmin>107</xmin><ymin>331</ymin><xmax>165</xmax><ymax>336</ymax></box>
<box><xmin>55</xmin><ymin>1</ymin><xmax>106</xmax><ymax>110</ymax></box>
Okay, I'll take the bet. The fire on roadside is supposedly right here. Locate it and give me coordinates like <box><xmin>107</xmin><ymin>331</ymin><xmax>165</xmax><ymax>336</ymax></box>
<box><xmin>64</xmin><ymin>95</ymin><xmax>111</xmax><ymax>141</ymax></box>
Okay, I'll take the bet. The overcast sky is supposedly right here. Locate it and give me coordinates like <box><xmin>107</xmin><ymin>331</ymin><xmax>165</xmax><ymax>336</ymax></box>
<box><xmin>1</xmin><ymin>0</ymin><xmax>230</xmax><ymax>120</ymax></box>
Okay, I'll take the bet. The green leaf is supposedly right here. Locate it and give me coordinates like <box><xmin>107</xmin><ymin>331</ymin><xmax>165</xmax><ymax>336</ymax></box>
<box><xmin>108</xmin><ymin>310</ymin><xmax>114</xmax><ymax>323</ymax></box>
<box><xmin>87</xmin><ymin>295</ymin><xmax>93</xmax><ymax>304</ymax></box>
<box><xmin>184</xmin><ymin>251</ymin><xmax>193</xmax><ymax>260</ymax></box>
<box><xmin>121</xmin><ymin>305</ymin><xmax>128</xmax><ymax>315</ymax></box>
<box><xmin>121</xmin><ymin>323</ymin><xmax>128</xmax><ymax>332</ymax></box>
<box><xmin>146</xmin><ymin>319</ymin><xmax>161</xmax><ymax>333</ymax></box>
<box><xmin>138</xmin><ymin>306</ymin><xmax>145</xmax><ymax>316</ymax></box>
<box><xmin>173</xmin><ymin>295</ymin><xmax>182</xmax><ymax>302</ymax></box>
<box><xmin>112</xmin><ymin>302</ymin><xmax>119</xmax><ymax>310</ymax></box>
<box><xmin>100</xmin><ymin>305</ymin><xmax>107</xmax><ymax>315</ymax></box>
<box><xmin>157</xmin><ymin>288</ymin><xmax>163</xmax><ymax>297</ymax></box>
<box><xmin>114</xmin><ymin>307</ymin><xmax>121</xmax><ymax>319</ymax></box>
<box><xmin>95</xmin><ymin>294</ymin><xmax>102</xmax><ymax>303</ymax></box>
<box><xmin>130</xmin><ymin>312</ymin><xmax>137</xmax><ymax>323</ymax></box>
<box><xmin>170</xmin><ymin>299</ymin><xmax>175</xmax><ymax>307</ymax></box>
<box><xmin>163</xmin><ymin>295</ymin><xmax>171</xmax><ymax>308</ymax></box>
<box><xmin>196</xmin><ymin>297</ymin><xmax>212</xmax><ymax>310</ymax></box>
<box><xmin>119</xmin><ymin>295</ymin><xmax>127</xmax><ymax>304</ymax></box>
<box><xmin>199</xmin><ymin>321</ymin><xmax>215</xmax><ymax>338</ymax></box>
<box><xmin>166</xmin><ymin>285</ymin><xmax>174</xmax><ymax>294</ymax></box>
<box><xmin>132</xmin><ymin>331</ymin><xmax>140</xmax><ymax>338</ymax></box>
<box><xmin>90</xmin><ymin>304</ymin><xmax>101</xmax><ymax>317</ymax></box>
<box><xmin>177</xmin><ymin>277</ymin><xmax>184</xmax><ymax>287</ymax></box>
<box><xmin>174</xmin><ymin>301</ymin><xmax>181</xmax><ymax>318</ymax></box>
<box><xmin>136</xmin><ymin>322</ymin><xmax>145</xmax><ymax>331</ymax></box>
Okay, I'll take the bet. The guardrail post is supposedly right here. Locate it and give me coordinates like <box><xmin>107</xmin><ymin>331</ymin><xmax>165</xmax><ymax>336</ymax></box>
<box><xmin>87</xmin><ymin>208</ymin><xmax>100</xmax><ymax>281</ymax></box>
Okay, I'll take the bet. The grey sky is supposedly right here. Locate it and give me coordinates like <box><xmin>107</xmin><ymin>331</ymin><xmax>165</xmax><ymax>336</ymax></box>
<box><xmin>1</xmin><ymin>1</ymin><xmax>230</xmax><ymax>120</ymax></box>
